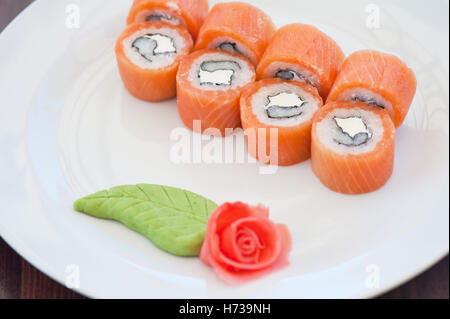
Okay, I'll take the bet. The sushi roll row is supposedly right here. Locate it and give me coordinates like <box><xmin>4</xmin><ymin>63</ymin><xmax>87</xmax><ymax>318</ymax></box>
<box><xmin>115</xmin><ymin>1</ymin><xmax>417</xmax><ymax>195</ymax></box>
<box><xmin>116</xmin><ymin>1</ymin><xmax>275</xmax><ymax>103</ymax></box>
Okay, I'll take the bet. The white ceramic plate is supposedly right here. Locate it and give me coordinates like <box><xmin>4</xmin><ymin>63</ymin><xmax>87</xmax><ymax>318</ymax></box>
<box><xmin>0</xmin><ymin>0</ymin><xmax>448</xmax><ymax>299</ymax></box>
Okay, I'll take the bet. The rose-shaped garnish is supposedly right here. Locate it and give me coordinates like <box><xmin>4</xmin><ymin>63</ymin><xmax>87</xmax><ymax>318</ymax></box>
<box><xmin>200</xmin><ymin>202</ymin><xmax>291</xmax><ymax>284</ymax></box>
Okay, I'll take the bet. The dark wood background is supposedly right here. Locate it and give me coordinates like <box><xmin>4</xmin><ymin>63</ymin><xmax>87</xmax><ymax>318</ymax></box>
<box><xmin>0</xmin><ymin>0</ymin><xmax>448</xmax><ymax>299</ymax></box>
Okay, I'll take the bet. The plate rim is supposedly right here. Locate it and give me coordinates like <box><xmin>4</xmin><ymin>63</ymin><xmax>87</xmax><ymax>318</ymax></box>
<box><xmin>0</xmin><ymin>0</ymin><xmax>448</xmax><ymax>299</ymax></box>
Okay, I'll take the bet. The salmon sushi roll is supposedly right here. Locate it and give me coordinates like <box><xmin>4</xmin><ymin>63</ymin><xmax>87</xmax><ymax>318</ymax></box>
<box><xmin>311</xmin><ymin>101</ymin><xmax>396</xmax><ymax>194</ymax></box>
<box><xmin>116</xmin><ymin>21</ymin><xmax>193</xmax><ymax>102</ymax></box>
<box><xmin>240</xmin><ymin>78</ymin><xmax>323</xmax><ymax>166</ymax></box>
<box><xmin>256</xmin><ymin>23</ymin><xmax>345</xmax><ymax>100</ymax></box>
<box><xmin>326</xmin><ymin>50</ymin><xmax>417</xmax><ymax>127</ymax></box>
<box><xmin>194</xmin><ymin>2</ymin><xmax>276</xmax><ymax>66</ymax></box>
<box><xmin>127</xmin><ymin>0</ymin><xmax>209</xmax><ymax>40</ymax></box>
<box><xmin>176</xmin><ymin>49</ymin><xmax>256</xmax><ymax>136</ymax></box>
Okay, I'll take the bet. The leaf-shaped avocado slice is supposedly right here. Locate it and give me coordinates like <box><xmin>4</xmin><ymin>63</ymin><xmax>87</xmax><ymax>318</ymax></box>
<box><xmin>74</xmin><ymin>184</ymin><xmax>218</xmax><ymax>257</ymax></box>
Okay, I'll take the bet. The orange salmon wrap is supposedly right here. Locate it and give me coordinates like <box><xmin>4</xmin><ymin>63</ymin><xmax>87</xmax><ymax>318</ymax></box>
<box><xmin>326</xmin><ymin>50</ymin><xmax>417</xmax><ymax>127</ymax></box>
<box><xmin>116</xmin><ymin>21</ymin><xmax>193</xmax><ymax>102</ymax></box>
<box><xmin>240</xmin><ymin>78</ymin><xmax>324</xmax><ymax>166</ymax></box>
<box><xmin>256</xmin><ymin>23</ymin><xmax>345</xmax><ymax>100</ymax></box>
<box><xmin>176</xmin><ymin>49</ymin><xmax>256</xmax><ymax>137</ymax></box>
<box><xmin>194</xmin><ymin>2</ymin><xmax>276</xmax><ymax>66</ymax></box>
<box><xmin>127</xmin><ymin>0</ymin><xmax>209</xmax><ymax>40</ymax></box>
<box><xmin>311</xmin><ymin>101</ymin><xmax>396</xmax><ymax>195</ymax></box>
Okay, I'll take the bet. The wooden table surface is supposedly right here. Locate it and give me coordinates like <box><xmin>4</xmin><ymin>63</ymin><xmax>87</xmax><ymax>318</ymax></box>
<box><xmin>0</xmin><ymin>0</ymin><xmax>448</xmax><ymax>299</ymax></box>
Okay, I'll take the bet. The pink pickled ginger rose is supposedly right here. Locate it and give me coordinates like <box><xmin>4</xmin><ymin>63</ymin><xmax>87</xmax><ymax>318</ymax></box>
<box><xmin>200</xmin><ymin>202</ymin><xmax>291</xmax><ymax>284</ymax></box>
